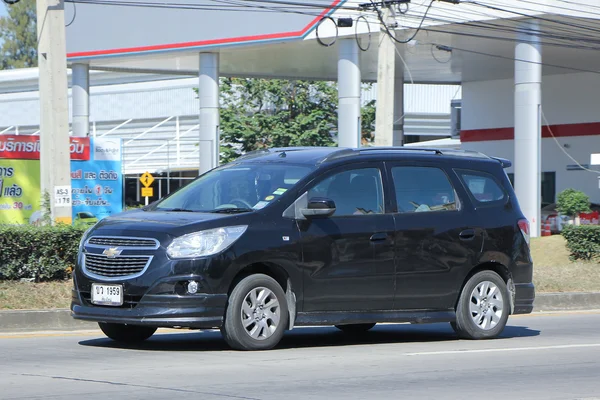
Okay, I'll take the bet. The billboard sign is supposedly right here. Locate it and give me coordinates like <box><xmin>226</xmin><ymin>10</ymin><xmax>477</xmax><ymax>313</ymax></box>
<box><xmin>71</xmin><ymin>138</ymin><xmax>124</xmax><ymax>227</ymax></box>
<box><xmin>0</xmin><ymin>159</ymin><xmax>41</xmax><ymax>225</ymax></box>
<box><xmin>0</xmin><ymin>135</ymin><xmax>90</xmax><ymax>160</ymax></box>
<box><xmin>0</xmin><ymin>136</ymin><xmax>123</xmax><ymax>226</ymax></box>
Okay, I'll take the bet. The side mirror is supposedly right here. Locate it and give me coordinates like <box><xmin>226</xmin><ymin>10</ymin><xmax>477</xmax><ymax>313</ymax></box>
<box><xmin>301</xmin><ymin>197</ymin><xmax>336</xmax><ymax>218</ymax></box>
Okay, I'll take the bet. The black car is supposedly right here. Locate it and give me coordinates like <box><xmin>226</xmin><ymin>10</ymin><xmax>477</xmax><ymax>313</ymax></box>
<box><xmin>71</xmin><ymin>147</ymin><xmax>535</xmax><ymax>350</ymax></box>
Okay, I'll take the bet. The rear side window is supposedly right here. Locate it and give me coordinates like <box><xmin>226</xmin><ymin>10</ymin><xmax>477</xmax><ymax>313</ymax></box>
<box><xmin>391</xmin><ymin>166</ymin><xmax>459</xmax><ymax>213</ymax></box>
<box><xmin>457</xmin><ymin>170</ymin><xmax>506</xmax><ymax>204</ymax></box>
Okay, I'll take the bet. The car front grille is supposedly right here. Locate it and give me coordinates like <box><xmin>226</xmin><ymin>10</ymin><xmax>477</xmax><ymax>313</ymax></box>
<box><xmin>83</xmin><ymin>254</ymin><xmax>151</xmax><ymax>278</ymax></box>
<box><xmin>87</xmin><ymin>236</ymin><xmax>159</xmax><ymax>249</ymax></box>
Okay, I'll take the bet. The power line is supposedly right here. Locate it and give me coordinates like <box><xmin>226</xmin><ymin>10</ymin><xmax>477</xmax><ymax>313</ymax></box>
<box><xmin>431</xmin><ymin>42</ymin><xmax>600</xmax><ymax>76</ymax></box>
<box><xmin>541</xmin><ymin>108</ymin><xmax>600</xmax><ymax>175</ymax></box>
<box><xmin>370</xmin><ymin>0</ymin><xmax>436</xmax><ymax>44</ymax></box>
<box><xmin>469</xmin><ymin>1</ymin><xmax>600</xmax><ymax>36</ymax></box>
<box><xmin>64</xmin><ymin>0</ymin><xmax>357</xmax><ymax>18</ymax></box>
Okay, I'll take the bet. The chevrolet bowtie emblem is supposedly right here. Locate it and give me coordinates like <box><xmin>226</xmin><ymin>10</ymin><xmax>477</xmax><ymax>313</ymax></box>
<box><xmin>103</xmin><ymin>247</ymin><xmax>122</xmax><ymax>258</ymax></box>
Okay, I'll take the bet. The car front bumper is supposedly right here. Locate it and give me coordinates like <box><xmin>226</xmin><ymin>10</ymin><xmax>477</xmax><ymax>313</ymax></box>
<box><xmin>71</xmin><ymin>285</ymin><xmax>227</xmax><ymax>329</ymax></box>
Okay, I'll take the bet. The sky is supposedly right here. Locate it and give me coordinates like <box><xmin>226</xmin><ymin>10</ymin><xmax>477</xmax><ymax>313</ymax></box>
<box><xmin>0</xmin><ymin>3</ymin><xmax>6</xmax><ymax>18</ymax></box>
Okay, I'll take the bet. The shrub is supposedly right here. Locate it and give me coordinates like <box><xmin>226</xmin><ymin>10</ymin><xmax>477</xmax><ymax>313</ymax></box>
<box><xmin>556</xmin><ymin>189</ymin><xmax>591</xmax><ymax>217</ymax></box>
<box><xmin>0</xmin><ymin>224</ymin><xmax>86</xmax><ymax>282</ymax></box>
<box><xmin>561</xmin><ymin>225</ymin><xmax>600</xmax><ymax>261</ymax></box>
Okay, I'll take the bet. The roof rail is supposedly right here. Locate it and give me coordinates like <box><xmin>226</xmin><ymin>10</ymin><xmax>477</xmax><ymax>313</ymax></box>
<box><xmin>359</xmin><ymin>146</ymin><xmax>443</xmax><ymax>155</ymax></box>
<box><xmin>318</xmin><ymin>148</ymin><xmax>356</xmax><ymax>163</ymax></box>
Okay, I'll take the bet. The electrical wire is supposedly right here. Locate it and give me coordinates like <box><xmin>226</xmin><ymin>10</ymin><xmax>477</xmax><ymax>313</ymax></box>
<box><xmin>394</xmin><ymin>43</ymin><xmax>415</xmax><ymax>84</ymax></box>
<box><xmin>398</xmin><ymin>5</ymin><xmax>600</xmax><ymax>52</ymax></box>
<box><xmin>432</xmin><ymin>42</ymin><xmax>600</xmax><ymax>76</ymax></box>
<box><xmin>360</xmin><ymin>0</ymin><xmax>600</xmax><ymax>55</ymax></box>
<box><xmin>64</xmin><ymin>0</ymin><xmax>345</xmax><ymax>18</ymax></box>
<box><xmin>66</xmin><ymin>0</ymin><xmax>77</xmax><ymax>27</ymax></box>
<box><xmin>369</xmin><ymin>0</ymin><xmax>436</xmax><ymax>44</ymax></box>
<box><xmin>413</xmin><ymin>1</ymin><xmax>600</xmax><ymax>48</ymax></box>
<box><xmin>541</xmin><ymin>108</ymin><xmax>600</xmax><ymax>175</ymax></box>
<box><xmin>408</xmin><ymin>5</ymin><xmax>600</xmax><ymax>50</ymax></box>
<box><xmin>469</xmin><ymin>1</ymin><xmax>600</xmax><ymax>36</ymax></box>
<box><xmin>557</xmin><ymin>0</ymin><xmax>600</xmax><ymax>13</ymax></box>
<box><xmin>430</xmin><ymin>43</ymin><xmax>451</xmax><ymax>63</ymax></box>
<box><xmin>316</xmin><ymin>16</ymin><xmax>337</xmax><ymax>47</ymax></box>
<box><xmin>355</xmin><ymin>15</ymin><xmax>372</xmax><ymax>51</ymax></box>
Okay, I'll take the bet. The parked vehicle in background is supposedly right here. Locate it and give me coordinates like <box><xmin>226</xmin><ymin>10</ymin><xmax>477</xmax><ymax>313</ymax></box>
<box><xmin>71</xmin><ymin>147</ymin><xmax>535</xmax><ymax>350</ymax></box>
<box><xmin>73</xmin><ymin>212</ymin><xmax>99</xmax><ymax>229</ymax></box>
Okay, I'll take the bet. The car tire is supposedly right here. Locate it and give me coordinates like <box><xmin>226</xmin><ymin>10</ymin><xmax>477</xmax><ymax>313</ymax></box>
<box><xmin>98</xmin><ymin>322</ymin><xmax>157</xmax><ymax>343</ymax></box>
<box><xmin>221</xmin><ymin>274</ymin><xmax>289</xmax><ymax>351</ymax></box>
<box><xmin>335</xmin><ymin>323</ymin><xmax>376</xmax><ymax>334</ymax></box>
<box><xmin>452</xmin><ymin>270</ymin><xmax>510</xmax><ymax>340</ymax></box>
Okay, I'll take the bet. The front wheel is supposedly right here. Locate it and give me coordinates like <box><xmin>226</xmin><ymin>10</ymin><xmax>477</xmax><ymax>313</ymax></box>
<box><xmin>452</xmin><ymin>270</ymin><xmax>510</xmax><ymax>340</ymax></box>
<box><xmin>221</xmin><ymin>274</ymin><xmax>288</xmax><ymax>351</ymax></box>
<box><xmin>98</xmin><ymin>322</ymin><xmax>157</xmax><ymax>343</ymax></box>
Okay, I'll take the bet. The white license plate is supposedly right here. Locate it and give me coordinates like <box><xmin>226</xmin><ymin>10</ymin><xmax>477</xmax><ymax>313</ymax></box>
<box><xmin>91</xmin><ymin>283</ymin><xmax>123</xmax><ymax>306</ymax></box>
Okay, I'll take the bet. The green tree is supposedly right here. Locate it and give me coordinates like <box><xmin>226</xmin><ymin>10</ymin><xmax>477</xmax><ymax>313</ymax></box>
<box><xmin>197</xmin><ymin>78</ymin><xmax>377</xmax><ymax>163</ymax></box>
<box><xmin>556</xmin><ymin>188</ymin><xmax>591</xmax><ymax>217</ymax></box>
<box><xmin>361</xmin><ymin>98</ymin><xmax>376</xmax><ymax>145</ymax></box>
<box><xmin>0</xmin><ymin>0</ymin><xmax>37</xmax><ymax>69</ymax></box>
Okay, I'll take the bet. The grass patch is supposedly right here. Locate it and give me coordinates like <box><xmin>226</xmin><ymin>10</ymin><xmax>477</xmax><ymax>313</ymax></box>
<box><xmin>0</xmin><ymin>281</ymin><xmax>72</xmax><ymax>310</ymax></box>
<box><xmin>0</xmin><ymin>235</ymin><xmax>598</xmax><ymax>310</ymax></box>
<box><xmin>531</xmin><ymin>235</ymin><xmax>600</xmax><ymax>293</ymax></box>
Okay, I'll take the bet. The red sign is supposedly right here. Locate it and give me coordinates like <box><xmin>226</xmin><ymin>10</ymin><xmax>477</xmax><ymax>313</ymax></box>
<box><xmin>0</xmin><ymin>135</ymin><xmax>90</xmax><ymax>161</ymax></box>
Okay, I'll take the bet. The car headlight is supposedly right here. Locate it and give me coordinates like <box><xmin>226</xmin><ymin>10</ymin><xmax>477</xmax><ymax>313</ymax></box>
<box><xmin>167</xmin><ymin>225</ymin><xmax>248</xmax><ymax>259</ymax></box>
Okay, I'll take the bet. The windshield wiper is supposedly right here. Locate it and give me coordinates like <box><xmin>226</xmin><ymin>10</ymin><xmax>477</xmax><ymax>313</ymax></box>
<box><xmin>160</xmin><ymin>208</ymin><xmax>196</xmax><ymax>212</ymax></box>
<box><xmin>208</xmin><ymin>208</ymin><xmax>253</xmax><ymax>214</ymax></box>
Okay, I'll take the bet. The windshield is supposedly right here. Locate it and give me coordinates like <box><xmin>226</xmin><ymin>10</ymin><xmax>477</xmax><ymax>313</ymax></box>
<box><xmin>79</xmin><ymin>212</ymin><xmax>95</xmax><ymax>219</ymax></box>
<box><xmin>154</xmin><ymin>162</ymin><xmax>314</xmax><ymax>213</ymax></box>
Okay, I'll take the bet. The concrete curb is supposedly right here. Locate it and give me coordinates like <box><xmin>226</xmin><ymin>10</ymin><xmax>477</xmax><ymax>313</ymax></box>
<box><xmin>533</xmin><ymin>292</ymin><xmax>600</xmax><ymax>312</ymax></box>
<box><xmin>0</xmin><ymin>309</ymin><xmax>94</xmax><ymax>333</ymax></box>
<box><xmin>1</xmin><ymin>292</ymin><xmax>600</xmax><ymax>333</ymax></box>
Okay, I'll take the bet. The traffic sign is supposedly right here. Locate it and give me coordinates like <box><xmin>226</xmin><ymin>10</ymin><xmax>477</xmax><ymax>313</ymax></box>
<box><xmin>140</xmin><ymin>171</ymin><xmax>154</xmax><ymax>188</ymax></box>
<box><xmin>141</xmin><ymin>187</ymin><xmax>154</xmax><ymax>198</ymax></box>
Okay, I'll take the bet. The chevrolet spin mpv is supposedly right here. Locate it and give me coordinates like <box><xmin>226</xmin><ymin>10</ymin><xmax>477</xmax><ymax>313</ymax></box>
<box><xmin>71</xmin><ymin>147</ymin><xmax>535</xmax><ymax>350</ymax></box>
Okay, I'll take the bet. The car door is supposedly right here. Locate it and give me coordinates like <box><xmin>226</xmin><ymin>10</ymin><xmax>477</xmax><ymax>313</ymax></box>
<box><xmin>388</xmin><ymin>162</ymin><xmax>483</xmax><ymax>310</ymax></box>
<box><xmin>297</xmin><ymin>162</ymin><xmax>396</xmax><ymax>312</ymax></box>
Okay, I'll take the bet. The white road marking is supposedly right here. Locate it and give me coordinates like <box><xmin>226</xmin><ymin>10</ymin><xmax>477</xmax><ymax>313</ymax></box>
<box><xmin>405</xmin><ymin>343</ymin><xmax>600</xmax><ymax>356</ymax></box>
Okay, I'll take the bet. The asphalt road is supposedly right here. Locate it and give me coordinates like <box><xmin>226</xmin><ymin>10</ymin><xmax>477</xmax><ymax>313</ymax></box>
<box><xmin>1</xmin><ymin>312</ymin><xmax>600</xmax><ymax>400</ymax></box>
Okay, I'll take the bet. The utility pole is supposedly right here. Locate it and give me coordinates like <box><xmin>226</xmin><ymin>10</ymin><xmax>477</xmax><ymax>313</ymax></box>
<box><xmin>36</xmin><ymin>0</ymin><xmax>73</xmax><ymax>224</ymax></box>
<box><xmin>374</xmin><ymin>5</ymin><xmax>397</xmax><ymax>147</ymax></box>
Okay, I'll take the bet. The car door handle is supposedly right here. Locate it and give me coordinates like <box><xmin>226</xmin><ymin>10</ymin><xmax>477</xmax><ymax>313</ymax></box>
<box><xmin>459</xmin><ymin>229</ymin><xmax>476</xmax><ymax>241</ymax></box>
<box><xmin>370</xmin><ymin>232</ymin><xmax>388</xmax><ymax>242</ymax></box>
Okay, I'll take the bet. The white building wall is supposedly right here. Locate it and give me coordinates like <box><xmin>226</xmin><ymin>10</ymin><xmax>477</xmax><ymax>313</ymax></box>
<box><xmin>462</xmin><ymin>72</ymin><xmax>600</xmax><ymax>129</ymax></box>
<box><xmin>461</xmin><ymin>72</ymin><xmax>600</xmax><ymax>204</ymax></box>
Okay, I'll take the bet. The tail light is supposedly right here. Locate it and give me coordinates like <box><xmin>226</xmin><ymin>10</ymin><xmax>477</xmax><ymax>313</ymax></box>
<box><xmin>518</xmin><ymin>219</ymin><xmax>530</xmax><ymax>247</ymax></box>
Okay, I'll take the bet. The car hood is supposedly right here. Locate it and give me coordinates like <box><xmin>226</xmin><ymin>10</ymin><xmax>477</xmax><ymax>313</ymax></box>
<box><xmin>87</xmin><ymin>209</ymin><xmax>252</xmax><ymax>239</ymax></box>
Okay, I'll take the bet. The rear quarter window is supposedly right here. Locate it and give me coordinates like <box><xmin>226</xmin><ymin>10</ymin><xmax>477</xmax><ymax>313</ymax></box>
<box><xmin>456</xmin><ymin>169</ymin><xmax>507</xmax><ymax>206</ymax></box>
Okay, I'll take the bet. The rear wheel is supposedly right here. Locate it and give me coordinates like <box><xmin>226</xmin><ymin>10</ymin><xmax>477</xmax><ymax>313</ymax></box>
<box><xmin>452</xmin><ymin>270</ymin><xmax>510</xmax><ymax>340</ymax></box>
<box><xmin>221</xmin><ymin>274</ymin><xmax>288</xmax><ymax>351</ymax></box>
<box><xmin>335</xmin><ymin>323</ymin><xmax>376</xmax><ymax>334</ymax></box>
<box><xmin>98</xmin><ymin>322</ymin><xmax>157</xmax><ymax>343</ymax></box>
